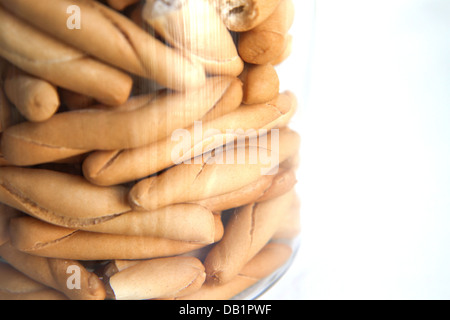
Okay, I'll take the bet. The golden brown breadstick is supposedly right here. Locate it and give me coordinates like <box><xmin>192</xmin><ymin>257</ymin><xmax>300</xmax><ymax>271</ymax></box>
<box><xmin>0</xmin><ymin>204</ymin><xmax>21</xmax><ymax>246</ymax></box>
<box><xmin>82</xmin><ymin>204</ymin><xmax>218</xmax><ymax>244</ymax></box>
<box><xmin>200</xmin><ymin>75</ymin><xmax>243</xmax><ymax>122</ymax></box>
<box><xmin>128</xmin><ymin>127</ymin><xmax>300</xmax><ymax>211</ymax></box>
<box><xmin>240</xmin><ymin>63</ymin><xmax>280</xmax><ymax>104</ymax></box>
<box><xmin>0</xmin><ymin>5</ymin><xmax>132</xmax><ymax>106</ymax></box>
<box><xmin>176</xmin><ymin>242</ymin><xmax>293</xmax><ymax>300</ymax></box>
<box><xmin>238</xmin><ymin>0</ymin><xmax>295</xmax><ymax>64</ymax></box>
<box><xmin>0</xmin><ymin>166</ymin><xmax>130</xmax><ymax>227</ymax></box>
<box><xmin>204</xmin><ymin>189</ymin><xmax>296</xmax><ymax>284</ymax></box>
<box><xmin>3</xmin><ymin>65</ymin><xmax>60</xmax><ymax>122</ymax></box>
<box><xmin>1</xmin><ymin>76</ymin><xmax>234</xmax><ymax>166</ymax></box>
<box><xmin>143</xmin><ymin>0</ymin><xmax>244</xmax><ymax>76</ymax></box>
<box><xmin>8</xmin><ymin>216</ymin><xmax>211</xmax><ymax>261</ymax></box>
<box><xmin>0</xmin><ymin>0</ymin><xmax>206</xmax><ymax>91</ymax></box>
<box><xmin>271</xmin><ymin>34</ymin><xmax>293</xmax><ymax>66</ymax></box>
<box><xmin>106</xmin><ymin>0</ymin><xmax>140</xmax><ymax>11</ymax></box>
<box><xmin>0</xmin><ymin>241</ymin><xmax>106</xmax><ymax>300</ymax></box>
<box><xmin>0</xmin><ymin>261</ymin><xmax>68</xmax><ymax>300</ymax></box>
<box><xmin>210</xmin><ymin>0</ymin><xmax>282</xmax><ymax>32</ymax></box>
<box><xmin>195</xmin><ymin>167</ymin><xmax>296</xmax><ymax>212</ymax></box>
<box><xmin>82</xmin><ymin>91</ymin><xmax>293</xmax><ymax>186</ymax></box>
<box><xmin>0</xmin><ymin>167</ymin><xmax>219</xmax><ymax>243</ymax></box>
<box><xmin>105</xmin><ymin>257</ymin><xmax>205</xmax><ymax>300</ymax></box>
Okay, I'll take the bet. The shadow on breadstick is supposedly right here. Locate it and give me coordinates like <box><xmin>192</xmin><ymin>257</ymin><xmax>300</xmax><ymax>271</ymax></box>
<box><xmin>195</xmin><ymin>165</ymin><xmax>297</xmax><ymax>212</ymax></box>
<box><xmin>4</xmin><ymin>65</ymin><xmax>60</xmax><ymax>122</ymax></box>
<box><xmin>239</xmin><ymin>63</ymin><xmax>280</xmax><ymax>105</ymax></box>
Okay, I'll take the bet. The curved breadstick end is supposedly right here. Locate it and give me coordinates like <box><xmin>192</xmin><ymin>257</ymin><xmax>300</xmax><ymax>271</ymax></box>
<box><xmin>238</xmin><ymin>0</ymin><xmax>295</xmax><ymax>64</ymax></box>
<box><xmin>0</xmin><ymin>241</ymin><xmax>106</xmax><ymax>300</ymax></box>
<box><xmin>106</xmin><ymin>0</ymin><xmax>140</xmax><ymax>11</ymax></box>
<box><xmin>143</xmin><ymin>0</ymin><xmax>244</xmax><ymax>76</ymax></box>
<box><xmin>83</xmin><ymin>204</ymin><xmax>218</xmax><ymax>244</ymax></box>
<box><xmin>107</xmin><ymin>257</ymin><xmax>205</xmax><ymax>300</ymax></box>
<box><xmin>128</xmin><ymin>127</ymin><xmax>300</xmax><ymax>211</ymax></box>
<box><xmin>0</xmin><ymin>204</ymin><xmax>21</xmax><ymax>246</ymax></box>
<box><xmin>0</xmin><ymin>261</ymin><xmax>68</xmax><ymax>300</ymax></box>
<box><xmin>240</xmin><ymin>63</ymin><xmax>280</xmax><ymax>105</ymax></box>
<box><xmin>4</xmin><ymin>65</ymin><xmax>60</xmax><ymax>122</ymax></box>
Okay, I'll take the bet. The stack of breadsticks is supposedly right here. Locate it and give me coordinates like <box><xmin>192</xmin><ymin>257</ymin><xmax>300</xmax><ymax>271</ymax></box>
<box><xmin>0</xmin><ymin>0</ymin><xmax>301</xmax><ymax>300</ymax></box>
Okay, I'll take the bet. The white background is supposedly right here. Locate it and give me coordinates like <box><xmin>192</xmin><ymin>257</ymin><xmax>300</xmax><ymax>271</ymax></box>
<box><xmin>262</xmin><ymin>0</ymin><xmax>450</xmax><ymax>299</ymax></box>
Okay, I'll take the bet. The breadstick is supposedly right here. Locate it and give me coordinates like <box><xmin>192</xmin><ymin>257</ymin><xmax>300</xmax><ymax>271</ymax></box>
<box><xmin>106</xmin><ymin>0</ymin><xmax>140</xmax><ymax>11</ymax></box>
<box><xmin>0</xmin><ymin>166</ymin><xmax>130</xmax><ymax>228</ymax></box>
<box><xmin>0</xmin><ymin>241</ymin><xmax>106</xmax><ymax>300</ymax></box>
<box><xmin>194</xmin><ymin>167</ymin><xmax>296</xmax><ymax>212</ymax></box>
<box><xmin>204</xmin><ymin>189</ymin><xmax>296</xmax><ymax>284</ymax></box>
<box><xmin>128</xmin><ymin>127</ymin><xmax>300</xmax><ymax>211</ymax></box>
<box><xmin>0</xmin><ymin>204</ymin><xmax>21</xmax><ymax>246</ymax></box>
<box><xmin>176</xmin><ymin>242</ymin><xmax>292</xmax><ymax>300</ymax></box>
<box><xmin>271</xmin><ymin>34</ymin><xmax>293</xmax><ymax>66</ymax></box>
<box><xmin>82</xmin><ymin>91</ymin><xmax>293</xmax><ymax>187</ymax></box>
<box><xmin>238</xmin><ymin>0</ymin><xmax>295</xmax><ymax>64</ymax></box>
<box><xmin>1</xmin><ymin>76</ymin><xmax>234</xmax><ymax>166</ymax></box>
<box><xmin>0</xmin><ymin>261</ymin><xmax>68</xmax><ymax>300</ymax></box>
<box><xmin>4</xmin><ymin>65</ymin><xmax>60</xmax><ymax>122</ymax></box>
<box><xmin>105</xmin><ymin>256</ymin><xmax>205</xmax><ymax>300</ymax></box>
<box><xmin>0</xmin><ymin>5</ymin><xmax>132</xmax><ymax>106</ymax></box>
<box><xmin>0</xmin><ymin>167</ymin><xmax>219</xmax><ymax>243</ymax></box>
<box><xmin>211</xmin><ymin>0</ymin><xmax>282</xmax><ymax>32</ymax></box>
<box><xmin>0</xmin><ymin>0</ymin><xmax>206</xmax><ymax>91</ymax></box>
<box><xmin>272</xmin><ymin>195</ymin><xmax>301</xmax><ymax>239</ymax></box>
<box><xmin>8</xmin><ymin>216</ymin><xmax>212</xmax><ymax>261</ymax></box>
<box><xmin>143</xmin><ymin>0</ymin><xmax>244</xmax><ymax>76</ymax></box>
<box><xmin>240</xmin><ymin>63</ymin><xmax>280</xmax><ymax>104</ymax></box>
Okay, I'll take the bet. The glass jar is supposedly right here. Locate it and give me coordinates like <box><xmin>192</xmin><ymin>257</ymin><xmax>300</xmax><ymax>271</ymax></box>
<box><xmin>0</xmin><ymin>0</ymin><xmax>313</xmax><ymax>300</ymax></box>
